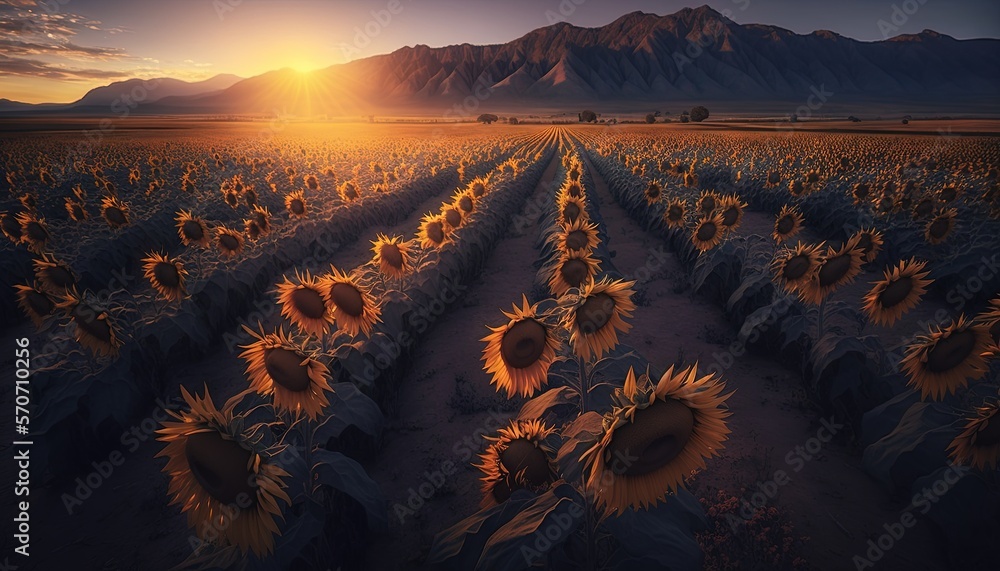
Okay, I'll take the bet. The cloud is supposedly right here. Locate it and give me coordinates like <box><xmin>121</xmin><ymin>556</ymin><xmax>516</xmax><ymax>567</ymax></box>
<box><xmin>0</xmin><ymin>54</ymin><xmax>129</xmax><ymax>80</ymax></box>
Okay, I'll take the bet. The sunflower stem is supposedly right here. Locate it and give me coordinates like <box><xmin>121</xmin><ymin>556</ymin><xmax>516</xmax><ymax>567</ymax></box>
<box><xmin>578</xmin><ymin>355</ymin><xmax>589</xmax><ymax>415</ymax></box>
<box><xmin>816</xmin><ymin>296</ymin><xmax>827</xmax><ymax>340</ymax></box>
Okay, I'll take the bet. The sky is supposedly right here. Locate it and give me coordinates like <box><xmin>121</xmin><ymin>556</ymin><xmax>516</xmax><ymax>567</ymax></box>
<box><xmin>2</xmin><ymin>0</ymin><xmax>998</xmax><ymax>104</ymax></box>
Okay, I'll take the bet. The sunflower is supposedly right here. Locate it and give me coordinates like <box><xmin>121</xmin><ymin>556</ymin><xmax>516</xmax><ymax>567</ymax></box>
<box><xmin>482</xmin><ymin>295</ymin><xmax>561</xmax><ymax>398</ymax></box>
<box><xmin>285</xmin><ymin>190</ymin><xmax>308</xmax><ymax>217</ymax></box>
<box><xmin>454</xmin><ymin>191</ymin><xmax>477</xmax><ymax>216</ymax></box>
<box><xmin>948</xmin><ymin>401</ymin><xmax>1000</xmax><ymax>470</ymax></box>
<box><xmin>371</xmin><ymin>234</ymin><xmax>412</xmax><ymax>279</ymax></box>
<box><xmin>338</xmin><ymin>181</ymin><xmax>360</xmax><ymax>202</ymax></box>
<box><xmin>925</xmin><ymin>208</ymin><xmax>957</xmax><ymax>245</ymax></box>
<box><xmin>240</xmin><ymin>326</ymin><xmax>331</xmax><ymax>419</ymax></box>
<box><xmin>141</xmin><ymin>251</ymin><xmax>188</xmax><ymax>302</ymax></box>
<box><xmin>912</xmin><ymin>196</ymin><xmax>937</xmax><ymax>220</ymax></box>
<box><xmin>696</xmin><ymin>191</ymin><xmax>720</xmax><ymax>216</ymax></box>
<box><xmin>771</xmin><ymin>242</ymin><xmax>825</xmax><ymax>297</ymax></box>
<box><xmin>1</xmin><ymin>211</ymin><xmax>22</xmax><ymax>244</ymax></box>
<box><xmin>275</xmin><ymin>270</ymin><xmax>333</xmax><ymax>337</ymax></box>
<box><xmin>320</xmin><ymin>266</ymin><xmax>381</xmax><ymax>337</ymax></box>
<box><xmin>559</xmin><ymin>195</ymin><xmax>588</xmax><ymax>226</ymax></box>
<box><xmin>643</xmin><ymin>180</ymin><xmax>663</xmax><ymax>204</ymax></box>
<box><xmin>900</xmin><ymin>316</ymin><xmax>992</xmax><ymax>400</ymax></box>
<box><xmin>773</xmin><ymin>205</ymin><xmax>804</xmax><ymax>243</ymax></box>
<box><xmin>56</xmin><ymin>289</ymin><xmax>123</xmax><ymax>357</ymax></box>
<box><xmin>717</xmin><ymin>195</ymin><xmax>746</xmax><ymax>232</ymax></box>
<box><xmin>156</xmin><ymin>386</ymin><xmax>290</xmax><ymax>556</ymax></box>
<box><xmin>476</xmin><ymin>419</ymin><xmax>558</xmax><ymax>508</ymax></box>
<box><xmin>101</xmin><ymin>195</ymin><xmax>130</xmax><ymax>229</ymax></box>
<box><xmin>850</xmin><ymin>228</ymin><xmax>884</xmax><ymax>264</ymax></box>
<box><xmin>65</xmin><ymin>198</ymin><xmax>88</xmax><ymax>222</ymax></box>
<box><xmin>418</xmin><ymin>213</ymin><xmax>452</xmax><ymax>249</ymax></box>
<box><xmin>33</xmin><ymin>254</ymin><xmax>77</xmax><ymax>295</ymax></box>
<box><xmin>691</xmin><ymin>212</ymin><xmax>726</xmax><ymax>252</ymax></box>
<box><xmin>251</xmin><ymin>205</ymin><xmax>272</xmax><ymax>236</ymax></box>
<box><xmin>15</xmin><ymin>282</ymin><xmax>56</xmax><ymax>329</ymax></box>
<box><xmin>469</xmin><ymin>176</ymin><xmax>489</xmax><ymax>198</ymax></box>
<box><xmin>862</xmin><ymin>259</ymin><xmax>933</xmax><ymax>327</ymax></box>
<box><xmin>799</xmin><ymin>237</ymin><xmax>865</xmax><ymax>304</ymax></box>
<box><xmin>557</xmin><ymin>218</ymin><xmax>600</xmax><ymax>254</ymax></box>
<box><xmin>976</xmin><ymin>298</ymin><xmax>1000</xmax><ymax>352</ymax></box>
<box><xmin>176</xmin><ymin>210</ymin><xmax>211</xmax><ymax>248</ymax></box>
<box><xmin>581</xmin><ymin>365</ymin><xmax>732</xmax><ymax>515</ymax></box>
<box><xmin>441</xmin><ymin>203</ymin><xmax>464</xmax><ymax>230</ymax></box>
<box><xmin>216</xmin><ymin>226</ymin><xmax>244</xmax><ymax>258</ymax></box>
<box><xmin>548</xmin><ymin>249</ymin><xmax>602</xmax><ymax>297</ymax></box>
<box><xmin>562</xmin><ymin>179</ymin><xmax>585</xmax><ymax>199</ymax></box>
<box><xmin>563</xmin><ymin>277</ymin><xmax>636</xmax><ymax>361</ymax></box>
<box><xmin>16</xmin><ymin>212</ymin><xmax>49</xmax><ymax>253</ymax></box>
<box><xmin>663</xmin><ymin>198</ymin><xmax>687</xmax><ymax>230</ymax></box>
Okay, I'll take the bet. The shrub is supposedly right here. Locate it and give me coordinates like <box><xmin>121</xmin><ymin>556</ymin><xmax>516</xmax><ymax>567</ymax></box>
<box><xmin>690</xmin><ymin>105</ymin><xmax>710</xmax><ymax>122</ymax></box>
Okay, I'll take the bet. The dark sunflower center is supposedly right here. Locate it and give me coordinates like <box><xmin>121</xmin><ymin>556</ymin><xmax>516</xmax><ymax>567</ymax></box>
<box><xmin>722</xmin><ymin>206</ymin><xmax>740</xmax><ymax>226</ymax></box>
<box><xmin>459</xmin><ymin>196</ymin><xmax>473</xmax><ymax>212</ymax></box>
<box><xmin>182</xmin><ymin>220</ymin><xmax>204</xmax><ymax>241</ymax></box>
<box><xmin>783</xmin><ymin>255</ymin><xmax>811</xmax><ymax>280</ymax></box>
<box><xmin>472</xmin><ymin>183</ymin><xmax>485</xmax><ymax>197</ymax></box>
<box><xmin>776</xmin><ymin>216</ymin><xmax>795</xmax><ymax>235</ymax></box>
<box><xmin>857</xmin><ymin>234</ymin><xmax>874</xmax><ymax>256</ymax></box>
<box><xmin>153</xmin><ymin>262</ymin><xmax>180</xmax><ymax>288</ymax></box>
<box><xmin>291</xmin><ymin>287</ymin><xmax>326</xmax><ymax>319</ymax></box>
<box><xmin>71</xmin><ymin>304</ymin><xmax>112</xmax><ymax>343</ymax></box>
<box><xmin>926</xmin><ymin>329</ymin><xmax>976</xmax><ymax>374</ymax></box>
<box><xmin>701</xmin><ymin>198</ymin><xmax>716</xmax><ymax>212</ymax></box>
<box><xmin>696</xmin><ymin>221</ymin><xmax>717</xmax><ymax>241</ymax></box>
<box><xmin>567</xmin><ymin>183</ymin><xmax>583</xmax><ymax>197</ymax></box>
<box><xmin>379</xmin><ymin>243</ymin><xmax>404</xmax><ymax>268</ymax></box>
<box><xmin>263</xmin><ymin>347</ymin><xmax>312</xmax><ymax>392</ymax></box>
<box><xmin>668</xmin><ymin>205</ymin><xmax>683</xmax><ymax>221</ymax></box>
<box><xmin>71</xmin><ymin>204</ymin><xmax>85</xmax><ymax>219</ymax></box>
<box><xmin>27</xmin><ymin>290</ymin><xmax>54</xmax><ymax>317</ymax></box>
<box><xmin>563</xmin><ymin>203</ymin><xmax>581</xmax><ymax>223</ymax></box>
<box><xmin>975</xmin><ymin>414</ymin><xmax>1000</xmax><ymax>447</ymax></box>
<box><xmin>291</xmin><ymin>199</ymin><xmax>305</xmax><ymax>215</ymax></box>
<box><xmin>940</xmin><ymin>187</ymin><xmax>957</xmax><ymax>201</ymax></box>
<box><xmin>184</xmin><ymin>431</ymin><xmax>257</xmax><ymax>505</ymax></box>
<box><xmin>646</xmin><ymin>185</ymin><xmax>660</xmax><ymax>199</ymax></box>
<box><xmin>499</xmin><ymin>439</ymin><xmax>551</xmax><ymax>487</ymax></box>
<box><xmin>427</xmin><ymin>221</ymin><xmax>445</xmax><ymax>244</ymax></box>
<box><xmin>26</xmin><ymin>221</ymin><xmax>48</xmax><ymax>242</ymax></box>
<box><xmin>105</xmin><ymin>207</ymin><xmax>127</xmax><ymax>226</ymax></box>
<box><xmin>878</xmin><ymin>277</ymin><xmax>913</xmax><ymax>308</ymax></box>
<box><xmin>929</xmin><ymin>217</ymin><xmax>950</xmax><ymax>238</ymax></box>
<box><xmin>560</xmin><ymin>259</ymin><xmax>590</xmax><ymax>288</ymax></box>
<box><xmin>330</xmin><ymin>283</ymin><xmax>364</xmax><ymax>317</ymax></box>
<box><xmin>219</xmin><ymin>234</ymin><xmax>240</xmax><ymax>252</ymax></box>
<box><xmin>500</xmin><ymin>319</ymin><xmax>547</xmax><ymax>369</ymax></box>
<box><xmin>915</xmin><ymin>200</ymin><xmax>934</xmax><ymax>217</ymax></box>
<box><xmin>605</xmin><ymin>398</ymin><xmax>695</xmax><ymax>477</ymax></box>
<box><xmin>566</xmin><ymin>230</ymin><xmax>589</xmax><ymax>251</ymax></box>
<box><xmin>444</xmin><ymin>208</ymin><xmax>462</xmax><ymax>228</ymax></box>
<box><xmin>45</xmin><ymin>266</ymin><xmax>75</xmax><ymax>289</ymax></box>
<box><xmin>818</xmin><ymin>254</ymin><xmax>852</xmax><ymax>287</ymax></box>
<box><xmin>577</xmin><ymin>292</ymin><xmax>615</xmax><ymax>335</ymax></box>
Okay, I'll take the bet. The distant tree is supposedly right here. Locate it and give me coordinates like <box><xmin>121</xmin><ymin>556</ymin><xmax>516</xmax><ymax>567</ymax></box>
<box><xmin>508</xmin><ymin>117</ymin><xmax>519</xmax><ymax>125</ymax></box>
<box><xmin>645</xmin><ymin>113</ymin><xmax>657</xmax><ymax>124</ymax></box>
<box><xmin>689</xmin><ymin>105</ymin><xmax>710</xmax><ymax>122</ymax></box>
<box><xmin>901</xmin><ymin>119</ymin><xmax>909</xmax><ymax>124</ymax></box>
<box><xmin>679</xmin><ymin>113</ymin><xmax>690</xmax><ymax>123</ymax></box>
<box><xmin>579</xmin><ymin>110</ymin><xmax>598</xmax><ymax>123</ymax></box>
<box><xmin>477</xmin><ymin>114</ymin><xmax>499</xmax><ymax>124</ymax></box>
<box><xmin>789</xmin><ymin>113</ymin><xmax>798</xmax><ymax>123</ymax></box>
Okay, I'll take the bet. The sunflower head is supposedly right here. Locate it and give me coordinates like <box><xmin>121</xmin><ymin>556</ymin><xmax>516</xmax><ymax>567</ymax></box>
<box><xmin>418</xmin><ymin>213</ymin><xmax>452</xmax><ymax>249</ymax></box>
<box><xmin>441</xmin><ymin>203</ymin><xmax>464</xmax><ymax>230</ymax></box>
<box><xmin>56</xmin><ymin>288</ymin><xmax>123</xmax><ymax>357</ymax></box>
<box><xmin>697</xmin><ymin>191</ymin><xmax>720</xmax><ymax>215</ymax></box>
<box><xmin>717</xmin><ymin>195</ymin><xmax>746</xmax><ymax>231</ymax></box>
<box><xmin>455</xmin><ymin>191</ymin><xmax>477</xmax><ymax>215</ymax></box>
<box><xmin>559</xmin><ymin>195</ymin><xmax>588</xmax><ymax>226</ymax></box>
<box><xmin>65</xmin><ymin>198</ymin><xmax>88</xmax><ymax>222</ymax></box>
<box><xmin>15</xmin><ymin>282</ymin><xmax>57</xmax><ymax>329</ymax></box>
<box><xmin>948</xmin><ymin>400</ymin><xmax>1000</xmax><ymax>470</ymax></box>
<box><xmin>1</xmin><ymin>211</ymin><xmax>23</xmax><ymax>244</ymax></box>
<box><xmin>692</xmin><ymin>212</ymin><xmax>726</xmax><ymax>253</ymax></box>
<box><xmin>101</xmin><ymin>195</ymin><xmax>130</xmax><ymax>229</ymax></box>
<box><xmin>925</xmin><ymin>208</ymin><xmax>957</xmax><ymax>245</ymax></box>
<box><xmin>371</xmin><ymin>234</ymin><xmax>412</xmax><ymax>279</ymax></box>
<box><xmin>33</xmin><ymin>253</ymin><xmax>77</xmax><ymax>295</ymax></box>
<box><xmin>142</xmin><ymin>251</ymin><xmax>188</xmax><ymax>302</ymax></box>
<box><xmin>216</xmin><ymin>226</ymin><xmax>245</xmax><ymax>258</ymax></box>
<box><xmin>320</xmin><ymin>266</ymin><xmax>382</xmax><ymax>337</ymax></box>
<box><xmin>851</xmin><ymin>228</ymin><xmax>884</xmax><ymax>264</ymax></box>
<box><xmin>582</xmin><ymin>364</ymin><xmax>732</xmax><ymax>515</ymax></box>
<box><xmin>156</xmin><ymin>386</ymin><xmax>291</xmax><ymax>556</ymax></box>
<box><xmin>773</xmin><ymin>205</ymin><xmax>804</xmax><ymax>243</ymax></box>
<box><xmin>771</xmin><ymin>241</ymin><xmax>825</xmax><ymax>297</ymax></box>
<box><xmin>862</xmin><ymin>258</ymin><xmax>933</xmax><ymax>327</ymax></box>
<box><xmin>240</xmin><ymin>326</ymin><xmax>331</xmax><ymax>419</ymax></box>
<box><xmin>482</xmin><ymin>295</ymin><xmax>561</xmax><ymax>398</ymax></box>
<box><xmin>176</xmin><ymin>210</ymin><xmax>210</xmax><ymax>248</ymax></box>
<box><xmin>901</xmin><ymin>315</ymin><xmax>992</xmax><ymax>400</ymax></box>
<box><xmin>548</xmin><ymin>249</ymin><xmax>602</xmax><ymax>297</ymax></box>
<box><xmin>275</xmin><ymin>270</ymin><xmax>333</xmax><ymax>337</ymax></box>
<box><xmin>16</xmin><ymin>211</ymin><xmax>49</xmax><ymax>253</ymax></box>
<box><xmin>285</xmin><ymin>190</ymin><xmax>308</xmax><ymax>217</ymax></box>
<box><xmin>643</xmin><ymin>180</ymin><xmax>663</xmax><ymax>204</ymax></box>
<box><xmin>799</xmin><ymin>237</ymin><xmax>865</xmax><ymax>304</ymax></box>
<box><xmin>663</xmin><ymin>198</ymin><xmax>687</xmax><ymax>230</ymax></box>
<box><xmin>476</xmin><ymin>419</ymin><xmax>558</xmax><ymax>508</ymax></box>
<box><xmin>557</xmin><ymin>218</ymin><xmax>600</xmax><ymax>254</ymax></box>
<box><xmin>563</xmin><ymin>277</ymin><xmax>636</xmax><ymax>361</ymax></box>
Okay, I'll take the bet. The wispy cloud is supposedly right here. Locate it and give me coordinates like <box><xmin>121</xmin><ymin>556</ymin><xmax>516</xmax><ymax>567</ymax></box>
<box><xmin>0</xmin><ymin>54</ymin><xmax>129</xmax><ymax>80</ymax></box>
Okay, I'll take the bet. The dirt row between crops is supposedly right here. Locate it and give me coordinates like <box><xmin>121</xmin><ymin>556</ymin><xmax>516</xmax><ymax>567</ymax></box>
<box><xmin>11</xmin><ymin>160</ymin><xmax>485</xmax><ymax>571</ymax></box>
<box><xmin>573</xmin><ymin>141</ymin><xmax>950</xmax><ymax>570</ymax></box>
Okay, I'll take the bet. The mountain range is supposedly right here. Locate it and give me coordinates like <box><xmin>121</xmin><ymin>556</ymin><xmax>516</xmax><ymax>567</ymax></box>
<box><xmin>4</xmin><ymin>6</ymin><xmax>999</xmax><ymax>116</ymax></box>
